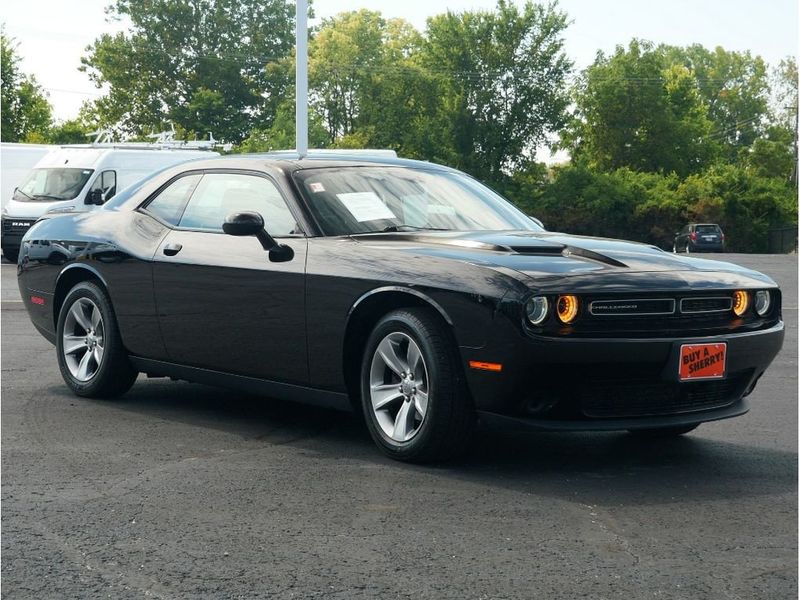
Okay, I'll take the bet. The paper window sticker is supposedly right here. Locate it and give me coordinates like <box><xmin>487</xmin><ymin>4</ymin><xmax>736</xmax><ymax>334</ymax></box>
<box><xmin>337</xmin><ymin>192</ymin><xmax>397</xmax><ymax>222</ymax></box>
<box><xmin>308</xmin><ymin>182</ymin><xmax>325</xmax><ymax>193</ymax></box>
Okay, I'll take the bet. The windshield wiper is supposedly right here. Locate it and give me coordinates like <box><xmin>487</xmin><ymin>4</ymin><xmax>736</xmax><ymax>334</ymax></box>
<box><xmin>380</xmin><ymin>225</ymin><xmax>450</xmax><ymax>233</ymax></box>
<box><xmin>14</xmin><ymin>188</ymin><xmax>34</xmax><ymax>201</ymax></box>
<box><xmin>34</xmin><ymin>194</ymin><xmax>66</xmax><ymax>201</ymax></box>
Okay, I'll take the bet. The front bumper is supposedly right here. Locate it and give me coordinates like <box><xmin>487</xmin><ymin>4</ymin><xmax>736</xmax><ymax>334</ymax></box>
<box><xmin>462</xmin><ymin>321</ymin><xmax>784</xmax><ymax>431</ymax></box>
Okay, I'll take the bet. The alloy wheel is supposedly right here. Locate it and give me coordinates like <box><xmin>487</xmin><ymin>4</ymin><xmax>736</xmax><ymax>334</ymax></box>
<box><xmin>62</xmin><ymin>297</ymin><xmax>105</xmax><ymax>382</ymax></box>
<box><xmin>369</xmin><ymin>332</ymin><xmax>429</xmax><ymax>442</ymax></box>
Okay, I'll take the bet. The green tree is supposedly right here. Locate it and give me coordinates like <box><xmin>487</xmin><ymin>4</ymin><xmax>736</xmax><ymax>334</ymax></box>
<box><xmin>568</xmin><ymin>40</ymin><xmax>717</xmax><ymax>177</ymax></box>
<box><xmin>420</xmin><ymin>0</ymin><xmax>572</xmax><ymax>185</ymax></box>
<box><xmin>308</xmin><ymin>10</ymin><xmax>429</xmax><ymax>149</ymax></box>
<box><xmin>49</xmin><ymin>119</ymin><xmax>91</xmax><ymax>144</ymax></box>
<box><xmin>239</xmin><ymin>101</ymin><xmax>328</xmax><ymax>152</ymax></box>
<box><xmin>663</xmin><ymin>44</ymin><xmax>770</xmax><ymax>159</ymax></box>
<box><xmin>81</xmin><ymin>0</ymin><xmax>296</xmax><ymax>143</ymax></box>
<box><xmin>1</xmin><ymin>30</ymin><xmax>52</xmax><ymax>142</ymax></box>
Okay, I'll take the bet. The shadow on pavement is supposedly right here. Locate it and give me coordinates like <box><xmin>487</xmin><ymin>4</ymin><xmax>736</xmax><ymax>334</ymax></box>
<box><xmin>61</xmin><ymin>376</ymin><xmax>798</xmax><ymax>508</ymax></box>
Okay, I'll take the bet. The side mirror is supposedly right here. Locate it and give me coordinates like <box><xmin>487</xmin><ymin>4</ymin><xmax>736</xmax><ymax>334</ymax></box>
<box><xmin>222</xmin><ymin>211</ymin><xmax>294</xmax><ymax>262</ymax></box>
<box><xmin>528</xmin><ymin>215</ymin><xmax>545</xmax><ymax>229</ymax></box>
<box><xmin>223</xmin><ymin>211</ymin><xmax>264</xmax><ymax>236</ymax></box>
<box><xmin>86</xmin><ymin>189</ymin><xmax>104</xmax><ymax>205</ymax></box>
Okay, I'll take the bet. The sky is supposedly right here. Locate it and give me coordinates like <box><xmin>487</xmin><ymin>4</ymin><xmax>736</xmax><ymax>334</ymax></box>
<box><xmin>2</xmin><ymin>0</ymin><xmax>798</xmax><ymax>121</ymax></box>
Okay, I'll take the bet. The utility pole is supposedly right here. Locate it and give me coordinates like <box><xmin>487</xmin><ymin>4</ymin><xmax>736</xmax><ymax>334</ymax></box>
<box><xmin>296</xmin><ymin>0</ymin><xmax>308</xmax><ymax>158</ymax></box>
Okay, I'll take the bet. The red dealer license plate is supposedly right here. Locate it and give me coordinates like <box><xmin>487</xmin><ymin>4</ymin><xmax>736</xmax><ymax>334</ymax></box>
<box><xmin>679</xmin><ymin>343</ymin><xmax>727</xmax><ymax>381</ymax></box>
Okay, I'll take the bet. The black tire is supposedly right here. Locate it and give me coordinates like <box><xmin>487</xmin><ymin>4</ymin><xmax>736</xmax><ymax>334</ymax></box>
<box><xmin>628</xmin><ymin>424</ymin><xmax>699</xmax><ymax>438</ymax></box>
<box><xmin>56</xmin><ymin>281</ymin><xmax>138</xmax><ymax>398</ymax></box>
<box><xmin>3</xmin><ymin>248</ymin><xmax>18</xmax><ymax>263</ymax></box>
<box><xmin>360</xmin><ymin>308</ymin><xmax>474</xmax><ymax>463</ymax></box>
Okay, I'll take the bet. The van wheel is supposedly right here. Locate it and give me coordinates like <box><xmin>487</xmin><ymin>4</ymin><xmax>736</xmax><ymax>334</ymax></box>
<box><xmin>360</xmin><ymin>308</ymin><xmax>474</xmax><ymax>463</ymax></box>
<box><xmin>56</xmin><ymin>281</ymin><xmax>138</xmax><ymax>398</ymax></box>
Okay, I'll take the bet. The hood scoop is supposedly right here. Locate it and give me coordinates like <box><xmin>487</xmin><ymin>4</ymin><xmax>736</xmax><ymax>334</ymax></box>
<box><xmin>506</xmin><ymin>240</ymin><xmax>628</xmax><ymax>268</ymax></box>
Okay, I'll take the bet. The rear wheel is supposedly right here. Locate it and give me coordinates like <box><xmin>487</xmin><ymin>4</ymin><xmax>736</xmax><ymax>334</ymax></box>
<box><xmin>628</xmin><ymin>424</ymin><xmax>699</xmax><ymax>438</ymax></box>
<box><xmin>56</xmin><ymin>281</ymin><xmax>137</xmax><ymax>398</ymax></box>
<box><xmin>360</xmin><ymin>308</ymin><xmax>474</xmax><ymax>463</ymax></box>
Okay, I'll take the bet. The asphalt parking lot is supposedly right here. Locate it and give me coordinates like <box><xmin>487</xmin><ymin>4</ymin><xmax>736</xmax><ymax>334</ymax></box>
<box><xmin>1</xmin><ymin>254</ymin><xmax>797</xmax><ymax>599</ymax></box>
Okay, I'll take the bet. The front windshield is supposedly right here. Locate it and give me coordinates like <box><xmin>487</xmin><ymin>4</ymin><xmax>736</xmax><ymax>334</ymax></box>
<box><xmin>294</xmin><ymin>166</ymin><xmax>540</xmax><ymax>236</ymax></box>
<box><xmin>14</xmin><ymin>168</ymin><xmax>94</xmax><ymax>202</ymax></box>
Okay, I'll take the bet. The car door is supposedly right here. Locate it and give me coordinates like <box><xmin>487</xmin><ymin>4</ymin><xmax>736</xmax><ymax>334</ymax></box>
<box><xmin>148</xmin><ymin>170</ymin><xmax>309</xmax><ymax>384</ymax></box>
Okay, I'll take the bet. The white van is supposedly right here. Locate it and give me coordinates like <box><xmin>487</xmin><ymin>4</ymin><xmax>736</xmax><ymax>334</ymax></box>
<box><xmin>0</xmin><ymin>143</ymin><xmax>54</xmax><ymax>212</ymax></box>
<box><xmin>1</xmin><ymin>144</ymin><xmax>218</xmax><ymax>262</ymax></box>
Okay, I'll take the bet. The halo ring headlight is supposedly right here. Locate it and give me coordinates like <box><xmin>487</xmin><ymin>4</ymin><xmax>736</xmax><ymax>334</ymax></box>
<box><xmin>526</xmin><ymin>296</ymin><xmax>549</xmax><ymax>325</ymax></box>
<box><xmin>556</xmin><ymin>295</ymin><xmax>579</xmax><ymax>324</ymax></box>
<box><xmin>754</xmin><ymin>290</ymin><xmax>771</xmax><ymax>316</ymax></box>
<box><xmin>732</xmin><ymin>290</ymin><xmax>749</xmax><ymax>317</ymax></box>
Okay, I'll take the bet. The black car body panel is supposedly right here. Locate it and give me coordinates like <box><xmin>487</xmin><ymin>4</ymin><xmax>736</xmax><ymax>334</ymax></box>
<box><xmin>18</xmin><ymin>155</ymin><xmax>784</xmax><ymax>431</ymax></box>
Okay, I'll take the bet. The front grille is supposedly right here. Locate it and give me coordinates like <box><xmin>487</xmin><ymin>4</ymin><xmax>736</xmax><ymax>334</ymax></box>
<box><xmin>580</xmin><ymin>372</ymin><xmax>749</xmax><ymax>418</ymax></box>
<box><xmin>680</xmin><ymin>297</ymin><xmax>732</xmax><ymax>313</ymax></box>
<box><xmin>1</xmin><ymin>219</ymin><xmax>34</xmax><ymax>236</ymax></box>
<box><xmin>589</xmin><ymin>298</ymin><xmax>675</xmax><ymax>316</ymax></box>
<box><xmin>538</xmin><ymin>291</ymin><xmax>781</xmax><ymax>338</ymax></box>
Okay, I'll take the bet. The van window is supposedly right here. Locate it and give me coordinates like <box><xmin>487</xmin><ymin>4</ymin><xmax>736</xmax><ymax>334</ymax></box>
<box><xmin>178</xmin><ymin>173</ymin><xmax>299</xmax><ymax>236</ymax></box>
<box><xmin>89</xmin><ymin>170</ymin><xmax>117</xmax><ymax>201</ymax></box>
<box><xmin>13</xmin><ymin>168</ymin><xmax>93</xmax><ymax>202</ymax></box>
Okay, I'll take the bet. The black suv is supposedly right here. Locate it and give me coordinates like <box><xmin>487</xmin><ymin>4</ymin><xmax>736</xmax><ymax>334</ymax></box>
<box><xmin>673</xmin><ymin>223</ymin><xmax>725</xmax><ymax>253</ymax></box>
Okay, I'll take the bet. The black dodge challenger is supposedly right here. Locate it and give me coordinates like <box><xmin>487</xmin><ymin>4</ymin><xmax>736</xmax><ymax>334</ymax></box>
<box><xmin>17</xmin><ymin>154</ymin><xmax>784</xmax><ymax>462</ymax></box>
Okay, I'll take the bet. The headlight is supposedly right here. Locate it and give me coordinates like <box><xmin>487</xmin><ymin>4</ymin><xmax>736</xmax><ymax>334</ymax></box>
<box><xmin>732</xmin><ymin>290</ymin><xmax>749</xmax><ymax>316</ymax></box>
<box><xmin>525</xmin><ymin>296</ymin><xmax>549</xmax><ymax>325</ymax></box>
<box><xmin>556</xmin><ymin>295</ymin><xmax>579</xmax><ymax>324</ymax></box>
<box><xmin>754</xmin><ymin>290</ymin><xmax>771</xmax><ymax>316</ymax></box>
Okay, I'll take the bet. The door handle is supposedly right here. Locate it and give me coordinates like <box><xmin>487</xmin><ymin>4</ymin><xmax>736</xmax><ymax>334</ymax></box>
<box><xmin>163</xmin><ymin>243</ymin><xmax>182</xmax><ymax>256</ymax></box>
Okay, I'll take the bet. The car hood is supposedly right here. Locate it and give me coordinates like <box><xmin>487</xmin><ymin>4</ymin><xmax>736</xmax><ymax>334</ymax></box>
<box><xmin>351</xmin><ymin>230</ymin><xmax>777</xmax><ymax>290</ymax></box>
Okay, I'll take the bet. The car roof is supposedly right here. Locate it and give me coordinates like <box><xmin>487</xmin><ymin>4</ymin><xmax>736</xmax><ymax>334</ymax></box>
<box><xmin>170</xmin><ymin>152</ymin><xmax>459</xmax><ymax>174</ymax></box>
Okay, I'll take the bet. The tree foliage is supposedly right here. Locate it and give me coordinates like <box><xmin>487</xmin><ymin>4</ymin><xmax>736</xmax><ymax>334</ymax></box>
<box><xmin>513</xmin><ymin>161</ymin><xmax>796</xmax><ymax>252</ymax></box>
<box><xmin>420</xmin><ymin>0</ymin><xmax>572</xmax><ymax>185</ymax></box>
<box><xmin>567</xmin><ymin>40</ymin><xmax>717</xmax><ymax>177</ymax></box>
<box><xmin>81</xmin><ymin>0</ymin><xmax>296</xmax><ymax>142</ymax></box>
<box><xmin>663</xmin><ymin>44</ymin><xmax>770</xmax><ymax>159</ymax></box>
<box><xmin>1</xmin><ymin>30</ymin><xmax>52</xmax><ymax>142</ymax></box>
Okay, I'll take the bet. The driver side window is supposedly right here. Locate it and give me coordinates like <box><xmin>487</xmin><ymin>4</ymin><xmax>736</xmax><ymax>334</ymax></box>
<box><xmin>178</xmin><ymin>173</ymin><xmax>299</xmax><ymax>236</ymax></box>
<box><xmin>89</xmin><ymin>170</ymin><xmax>117</xmax><ymax>201</ymax></box>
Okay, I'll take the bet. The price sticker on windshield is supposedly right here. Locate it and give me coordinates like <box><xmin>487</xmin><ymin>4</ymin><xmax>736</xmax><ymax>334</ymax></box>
<box><xmin>337</xmin><ymin>192</ymin><xmax>396</xmax><ymax>222</ymax></box>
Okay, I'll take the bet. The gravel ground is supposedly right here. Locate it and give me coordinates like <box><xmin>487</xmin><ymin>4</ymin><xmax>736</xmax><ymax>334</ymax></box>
<box><xmin>1</xmin><ymin>254</ymin><xmax>796</xmax><ymax>599</ymax></box>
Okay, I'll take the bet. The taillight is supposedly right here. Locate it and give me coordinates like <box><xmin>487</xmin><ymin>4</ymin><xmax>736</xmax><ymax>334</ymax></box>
<box><xmin>690</xmin><ymin>232</ymin><xmax>697</xmax><ymax>241</ymax></box>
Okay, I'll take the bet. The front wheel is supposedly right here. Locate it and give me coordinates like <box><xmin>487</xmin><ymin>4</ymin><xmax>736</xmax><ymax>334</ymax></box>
<box><xmin>360</xmin><ymin>308</ymin><xmax>474</xmax><ymax>463</ymax></box>
<box><xmin>56</xmin><ymin>281</ymin><xmax>138</xmax><ymax>398</ymax></box>
<box><xmin>628</xmin><ymin>424</ymin><xmax>699</xmax><ymax>438</ymax></box>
